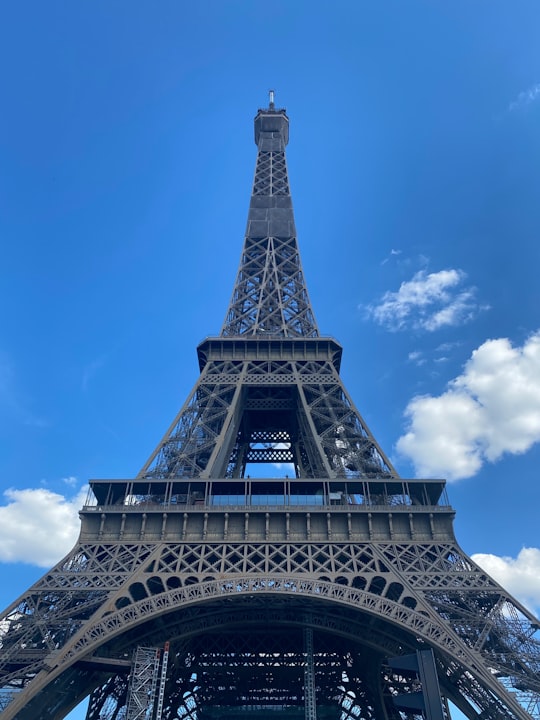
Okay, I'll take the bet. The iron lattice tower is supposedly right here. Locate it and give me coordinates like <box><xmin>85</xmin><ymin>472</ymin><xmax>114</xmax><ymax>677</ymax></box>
<box><xmin>1</xmin><ymin>96</ymin><xmax>540</xmax><ymax>720</ymax></box>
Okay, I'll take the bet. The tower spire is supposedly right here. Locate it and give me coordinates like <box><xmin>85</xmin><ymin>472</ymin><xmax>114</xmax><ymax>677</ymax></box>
<box><xmin>222</xmin><ymin>97</ymin><xmax>318</xmax><ymax>337</ymax></box>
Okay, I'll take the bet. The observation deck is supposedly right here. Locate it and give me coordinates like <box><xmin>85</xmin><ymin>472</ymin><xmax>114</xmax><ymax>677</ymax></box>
<box><xmin>80</xmin><ymin>477</ymin><xmax>455</xmax><ymax>544</ymax></box>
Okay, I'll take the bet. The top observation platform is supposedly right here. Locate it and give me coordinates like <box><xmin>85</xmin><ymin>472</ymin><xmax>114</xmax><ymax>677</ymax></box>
<box><xmin>254</xmin><ymin>89</ymin><xmax>289</xmax><ymax>146</ymax></box>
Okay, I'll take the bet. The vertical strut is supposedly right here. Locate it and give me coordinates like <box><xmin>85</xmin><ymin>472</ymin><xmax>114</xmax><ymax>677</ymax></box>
<box><xmin>155</xmin><ymin>642</ymin><xmax>170</xmax><ymax>720</ymax></box>
<box><xmin>125</xmin><ymin>646</ymin><xmax>161</xmax><ymax>720</ymax></box>
<box><xmin>304</xmin><ymin>627</ymin><xmax>317</xmax><ymax>720</ymax></box>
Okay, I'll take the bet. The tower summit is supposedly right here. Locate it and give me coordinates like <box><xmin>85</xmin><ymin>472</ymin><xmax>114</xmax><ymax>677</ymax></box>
<box><xmin>224</xmin><ymin>93</ymin><xmax>309</xmax><ymax>337</ymax></box>
<box><xmin>1</xmin><ymin>98</ymin><xmax>540</xmax><ymax>720</ymax></box>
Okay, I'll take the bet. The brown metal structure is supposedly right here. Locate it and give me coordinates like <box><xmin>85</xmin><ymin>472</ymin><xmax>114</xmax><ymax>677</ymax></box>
<box><xmin>1</xmin><ymin>97</ymin><xmax>540</xmax><ymax>720</ymax></box>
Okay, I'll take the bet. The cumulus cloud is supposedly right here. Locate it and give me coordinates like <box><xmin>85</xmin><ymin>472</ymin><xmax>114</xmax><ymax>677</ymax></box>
<box><xmin>365</xmin><ymin>269</ymin><xmax>482</xmax><ymax>332</ymax></box>
<box><xmin>473</xmin><ymin>548</ymin><xmax>540</xmax><ymax>615</ymax></box>
<box><xmin>509</xmin><ymin>83</ymin><xmax>540</xmax><ymax>112</ymax></box>
<box><xmin>397</xmin><ymin>332</ymin><xmax>540</xmax><ymax>480</ymax></box>
<box><xmin>0</xmin><ymin>485</ymin><xmax>87</xmax><ymax>567</ymax></box>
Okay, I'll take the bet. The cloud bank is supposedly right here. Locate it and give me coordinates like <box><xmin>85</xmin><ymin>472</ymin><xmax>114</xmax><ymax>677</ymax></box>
<box><xmin>473</xmin><ymin>548</ymin><xmax>540</xmax><ymax>615</ymax></box>
<box><xmin>397</xmin><ymin>331</ymin><xmax>540</xmax><ymax>480</ymax></box>
<box><xmin>366</xmin><ymin>269</ymin><xmax>481</xmax><ymax>332</ymax></box>
<box><xmin>0</xmin><ymin>486</ymin><xmax>86</xmax><ymax>567</ymax></box>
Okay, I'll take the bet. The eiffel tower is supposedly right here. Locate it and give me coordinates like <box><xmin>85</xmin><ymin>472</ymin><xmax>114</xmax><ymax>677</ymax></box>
<box><xmin>1</xmin><ymin>94</ymin><xmax>540</xmax><ymax>720</ymax></box>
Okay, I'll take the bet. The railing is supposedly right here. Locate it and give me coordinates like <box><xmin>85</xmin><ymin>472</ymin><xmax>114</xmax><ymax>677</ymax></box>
<box><xmin>82</xmin><ymin>499</ymin><xmax>453</xmax><ymax>513</ymax></box>
<box><xmin>82</xmin><ymin>478</ymin><xmax>451</xmax><ymax>515</ymax></box>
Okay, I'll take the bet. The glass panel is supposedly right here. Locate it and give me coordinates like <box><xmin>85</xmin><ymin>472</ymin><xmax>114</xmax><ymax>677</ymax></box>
<box><xmin>211</xmin><ymin>494</ymin><xmax>246</xmax><ymax>506</ymax></box>
<box><xmin>251</xmin><ymin>495</ymin><xmax>285</xmax><ymax>506</ymax></box>
<box><xmin>289</xmin><ymin>495</ymin><xmax>324</xmax><ymax>506</ymax></box>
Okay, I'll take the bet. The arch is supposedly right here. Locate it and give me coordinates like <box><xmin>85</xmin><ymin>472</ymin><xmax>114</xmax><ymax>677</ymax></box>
<box><xmin>401</xmin><ymin>595</ymin><xmax>417</xmax><ymax>610</ymax></box>
<box><xmin>58</xmin><ymin>576</ymin><xmax>483</xmax><ymax>674</ymax></box>
<box><xmin>128</xmin><ymin>581</ymin><xmax>148</xmax><ymax>602</ymax></box>
<box><xmin>5</xmin><ymin>577</ymin><xmax>523</xmax><ymax>720</ymax></box>
<box><xmin>368</xmin><ymin>575</ymin><xmax>386</xmax><ymax>596</ymax></box>
<box><xmin>147</xmin><ymin>575</ymin><xmax>165</xmax><ymax>596</ymax></box>
<box><xmin>385</xmin><ymin>581</ymin><xmax>404</xmax><ymax>603</ymax></box>
<box><xmin>166</xmin><ymin>575</ymin><xmax>182</xmax><ymax>590</ymax></box>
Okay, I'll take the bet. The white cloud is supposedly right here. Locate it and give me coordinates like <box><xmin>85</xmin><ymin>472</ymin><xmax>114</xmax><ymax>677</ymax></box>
<box><xmin>436</xmin><ymin>341</ymin><xmax>461</xmax><ymax>353</ymax></box>
<box><xmin>397</xmin><ymin>331</ymin><xmax>540</xmax><ymax>480</ymax></box>
<box><xmin>365</xmin><ymin>269</ymin><xmax>482</xmax><ymax>332</ymax></box>
<box><xmin>509</xmin><ymin>83</ymin><xmax>540</xmax><ymax>112</ymax></box>
<box><xmin>473</xmin><ymin>548</ymin><xmax>540</xmax><ymax>615</ymax></box>
<box><xmin>0</xmin><ymin>485</ymin><xmax>87</xmax><ymax>567</ymax></box>
<box><xmin>381</xmin><ymin>248</ymin><xmax>402</xmax><ymax>266</ymax></box>
<box><xmin>408</xmin><ymin>350</ymin><xmax>424</xmax><ymax>364</ymax></box>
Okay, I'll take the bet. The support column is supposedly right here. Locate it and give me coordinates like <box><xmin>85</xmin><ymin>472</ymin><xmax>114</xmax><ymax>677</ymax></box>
<box><xmin>304</xmin><ymin>627</ymin><xmax>317</xmax><ymax>720</ymax></box>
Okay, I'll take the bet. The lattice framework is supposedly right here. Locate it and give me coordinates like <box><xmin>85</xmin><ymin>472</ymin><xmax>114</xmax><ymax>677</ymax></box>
<box><xmin>140</xmin><ymin>353</ymin><xmax>396</xmax><ymax>481</ymax></box>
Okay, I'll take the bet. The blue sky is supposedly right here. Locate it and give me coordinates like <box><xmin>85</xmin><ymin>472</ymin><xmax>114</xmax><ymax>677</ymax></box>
<box><xmin>1</xmin><ymin>2</ymin><xmax>540</xmax><ymax>718</ymax></box>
